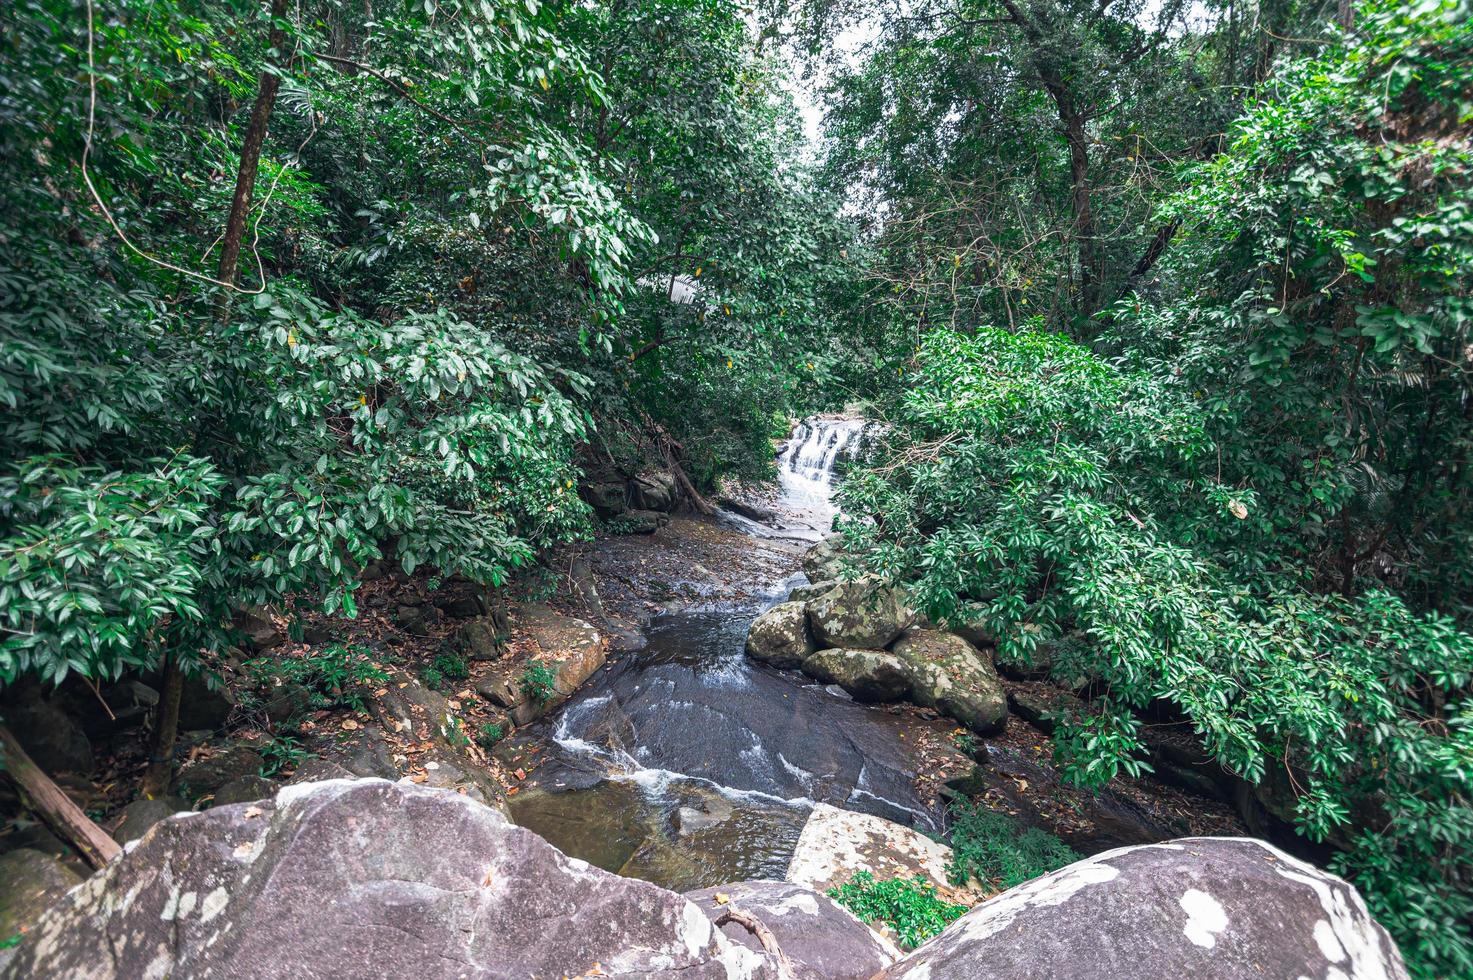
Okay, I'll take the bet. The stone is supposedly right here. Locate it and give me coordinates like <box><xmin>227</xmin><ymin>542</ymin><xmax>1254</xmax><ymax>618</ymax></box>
<box><xmin>211</xmin><ymin>776</ymin><xmax>278</xmax><ymax>807</ymax></box>
<box><xmin>395</xmin><ymin>603</ymin><xmax>436</xmax><ymax>637</ymax></box>
<box><xmin>5</xmin><ymin>697</ymin><xmax>93</xmax><ymax>775</ymax></box>
<box><xmin>0</xmin><ymin>849</ymin><xmax>83</xmax><ymax>943</ymax></box>
<box><xmin>111</xmin><ymin>797</ymin><xmax>189</xmax><ymax>845</ymax></box>
<box><xmin>504</xmin><ymin>605</ymin><xmax>607</xmax><ymax>724</ymax></box>
<box><xmin>261</xmin><ymin>682</ymin><xmax>312</xmax><ymax>725</ymax></box>
<box><xmin>620</xmin><ymin>508</ymin><xmax>670</xmax><ymax>534</ymax></box>
<box><xmin>178</xmin><ymin>671</ymin><xmax>235</xmax><ymax>731</ymax></box>
<box><xmin>801</xmin><ymin>534</ymin><xmax>848</xmax><ymax>582</ymax></box>
<box><xmin>787</xmin><ymin>803</ymin><xmax>956</xmax><ymax>898</ymax></box>
<box><xmin>788</xmin><ymin>579</ymin><xmax>837</xmax><ymax>604</ymax></box>
<box><xmin>453</xmin><ymin>616</ymin><xmax>504</xmax><ymax>661</ymax></box>
<box><xmin>807</xmin><ymin>577</ymin><xmax>911</xmax><ymax>650</ymax></box>
<box><xmin>303</xmin><ymin>622</ymin><xmax>336</xmax><ymax>645</ymax></box>
<box><xmin>630</xmin><ymin>469</ymin><xmax>679</xmax><ymax>512</ymax></box>
<box><xmin>580</xmin><ymin>480</ymin><xmax>629</xmax><ymax>519</ymax></box>
<box><xmin>672</xmin><ymin>794</ymin><xmax>733</xmax><ymax>836</ymax></box>
<box><xmin>873</xmin><ymin>837</ymin><xmax>1408</xmax><ymax>980</ymax></box>
<box><xmin>235</xmin><ymin>606</ymin><xmax>282</xmax><ymax>651</ymax></box>
<box><xmin>1007</xmin><ymin>686</ymin><xmax>1078</xmax><ymax>735</ymax></box>
<box><xmin>285</xmin><ymin>759</ymin><xmax>355</xmax><ymax>784</ymax></box>
<box><xmin>717</xmin><ymin>496</ymin><xmax>778</xmax><ymax>524</ymax></box>
<box><xmin>175</xmin><ymin>744</ymin><xmax>264</xmax><ymax>795</ymax></box>
<box><xmin>891</xmin><ymin>630</ymin><xmax>1007</xmax><ymax>735</ymax></box>
<box><xmin>745</xmin><ymin>601</ymin><xmax>814</xmax><ymax>669</ymax></box>
<box><xmin>686</xmin><ymin>880</ymin><xmax>902</xmax><ymax>980</ymax></box>
<box><xmin>801</xmin><ymin>648</ymin><xmax>912</xmax><ymax>703</ymax></box>
<box><xmin>3</xmin><ymin>779</ymin><xmax>782</xmax><ymax>979</ymax></box>
<box><xmin>476</xmin><ymin>674</ymin><xmax>520</xmax><ymax>709</ymax></box>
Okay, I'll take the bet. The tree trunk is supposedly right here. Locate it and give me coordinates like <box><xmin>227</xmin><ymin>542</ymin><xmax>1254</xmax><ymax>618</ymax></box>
<box><xmin>1049</xmin><ymin>88</ymin><xmax>1098</xmax><ymax>317</ymax></box>
<box><xmin>0</xmin><ymin>724</ymin><xmax>120</xmax><ymax>870</ymax></box>
<box><xmin>139</xmin><ymin>651</ymin><xmax>184</xmax><ymax>797</ymax></box>
<box><xmin>216</xmin><ymin>0</ymin><xmax>289</xmax><ymax>291</ymax></box>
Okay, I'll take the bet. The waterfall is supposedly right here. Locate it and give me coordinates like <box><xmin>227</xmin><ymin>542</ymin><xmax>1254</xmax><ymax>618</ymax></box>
<box><xmin>775</xmin><ymin>417</ymin><xmax>872</xmax><ymax>516</ymax></box>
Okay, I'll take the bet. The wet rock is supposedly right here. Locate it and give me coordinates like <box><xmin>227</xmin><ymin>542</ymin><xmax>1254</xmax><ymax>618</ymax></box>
<box><xmin>687</xmin><ymin>879</ymin><xmax>902</xmax><ymax>980</ymax></box>
<box><xmin>788</xmin><ymin>579</ymin><xmax>837</xmax><ymax>604</ymax></box>
<box><xmin>717</xmin><ymin>496</ymin><xmax>778</xmax><ymax>524</ymax></box>
<box><xmin>111</xmin><ymin>797</ymin><xmax>189</xmax><ymax>845</ymax></box>
<box><xmin>745</xmin><ymin>601</ymin><xmax>814</xmax><ymax>670</ymax></box>
<box><xmin>630</xmin><ymin>469</ymin><xmax>680</xmax><ymax>512</ymax></box>
<box><xmin>178</xmin><ymin>672</ymin><xmax>235</xmax><ymax>731</ymax></box>
<box><xmin>580</xmin><ymin>479</ymin><xmax>629</xmax><ymax>519</ymax></box>
<box><xmin>807</xmin><ymin>577</ymin><xmax>911</xmax><ymax>649</ymax></box>
<box><xmin>3</xmin><ymin>779</ymin><xmax>781</xmax><ymax>979</ymax></box>
<box><xmin>476</xmin><ymin>674</ymin><xmax>521</xmax><ymax>709</ymax></box>
<box><xmin>673</xmin><ymin>795</ymin><xmax>734</xmax><ymax>836</ymax></box>
<box><xmin>452</xmin><ymin>616</ymin><xmax>505</xmax><ymax>661</ymax></box>
<box><xmin>211</xmin><ymin>776</ymin><xmax>278</xmax><ymax>807</ymax></box>
<box><xmin>620</xmin><ymin>508</ymin><xmax>670</xmax><ymax>534</ymax></box>
<box><xmin>801</xmin><ymin>534</ymin><xmax>848</xmax><ymax>582</ymax></box>
<box><xmin>874</xmin><ymin>837</ymin><xmax>1408</xmax><ymax>980</ymax></box>
<box><xmin>6</xmin><ymin>697</ymin><xmax>93</xmax><ymax>775</ymax></box>
<box><xmin>0</xmin><ymin>849</ymin><xmax>82</xmax><ymax>942</ymax></box>
<box><xmin>801</xmin><ymin>648</ymin><xmax>912</xmax><ymax>702</ymax></box>
<box><xmin>176</xmin><ymin>744</ymin><xmax>264</xmax><ymax>795</ymax></box>
<box><xmin>235</xmin><ymin>606</ymin><xmax>283</xmax><ymax>651</ymax></box>
<box><xmin>892</xmin><ymin>630</ymin><xmax>1007</xmax><ymax>735</ymax></box>
<box><xmin>787</xmin><ymin>803</ymin><xmax>955</xmax><ymax>897</ymax></box>
<box><xmin>504</xmin><ymin>605</ymin><xmax>607</xmax><ymax>724</ymax></box>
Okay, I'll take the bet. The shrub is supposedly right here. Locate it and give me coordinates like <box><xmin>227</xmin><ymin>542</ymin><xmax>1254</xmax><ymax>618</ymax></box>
<box><xmin>825</xmin><ymin>872</ymin><xmax>966</xmax><ymax>949</ymax></box>
<box><xmin>519</xmin><ymin>662</ymin><xmax>557</xmax><ymax>704</ymax></box>
<box><xmin>421</xmin><ymin>666</ymin><xmax>446</xmax><ymax>691</ymax></box>
<box><xmin>946</xmin><ymin>802</ymin><xmax>1078</xmax><ymax>890</ymax></box>
<box><xmin>477</xmin><ymin>722</ymin><xmax>506</xmax><ymax>749</ymax></box>
<box><xmin>429</xmin><ymin>652</ymin><xmax>469</xmax><ymax>683</ymax></box>
<box><xmin>259</xmin><ymin>735</ymin><xmax>309</xmax><ymax>778</ymax></box>
<box><xmin>245</xmin><ymin>645</ymin><xmax>388</xmax><ymax>713</ymax></box>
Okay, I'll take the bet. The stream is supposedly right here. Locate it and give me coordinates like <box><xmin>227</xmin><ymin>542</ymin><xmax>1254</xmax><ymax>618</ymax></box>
<box><xmin>507</xmin><ymin>417</ymin><xmax>956</xmax><ymax>893</ymax></box>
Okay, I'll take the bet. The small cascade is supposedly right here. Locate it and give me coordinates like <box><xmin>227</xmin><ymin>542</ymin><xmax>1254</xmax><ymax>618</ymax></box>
<box><xmin>774</xmin><ymin>416</ymin><xmax>874</xmax><ymax>522</ymax></box>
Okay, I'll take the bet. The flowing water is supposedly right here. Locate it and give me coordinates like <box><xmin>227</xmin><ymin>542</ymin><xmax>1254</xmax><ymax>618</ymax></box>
<box><xmin>507</xmin><ymin>416</ymin><xmax>952</xmax><ymax>893</ymax></box>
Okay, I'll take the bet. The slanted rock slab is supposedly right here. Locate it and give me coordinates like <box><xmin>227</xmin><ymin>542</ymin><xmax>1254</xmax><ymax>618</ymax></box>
<box><xmin>687</xmin><ymin>879</ymin><xmax>902</xmax><ymax>980</ymax></box>
<box><xmin>3</xmin><ymin>779</ymin><xmax>782</xmax><ymax>980</ymax></box>
<box><xmin>787</xmin><ymin>803</ymin><xmax>955</xmax><ymax>897</ymax></box>
<box><xmin>874</xmin><ymin>837</ymin><xmax>1408</xmax><ymax>980</ymax></box>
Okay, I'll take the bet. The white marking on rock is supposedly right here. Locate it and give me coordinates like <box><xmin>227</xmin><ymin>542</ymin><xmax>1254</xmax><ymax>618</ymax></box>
<box><xmin>1179</xmin><ymin>888</ymin><xmax>1228</xmax><ymax>948</ymax></box>
<box><xmin>199</xmin><ymin>886</ymin><xmax>230</xmax><ymax>923</ymax></box>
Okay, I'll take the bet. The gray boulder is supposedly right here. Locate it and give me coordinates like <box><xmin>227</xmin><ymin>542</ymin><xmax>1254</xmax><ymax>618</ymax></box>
<box><xmin>874</xmin><ymin>837</ymin><xmax>1408</xmax><ymax>980</ymax></box>
<box><xmin>807</xmin><ymin>577</ymin><xmax>911</xmax><ymax>649</ymax></box>
<box><xmin>801</xmin><ymin>534</ymin><xmax>848</xmax><ymax>581</ymax></box>
<box><xmin>891</xmin><ymin>630</ymin><xmax>1007</xmax><ymax>734</ymax></box>
<box><xmin>802</xmin><ymin>648</ymin><xmax>912</xmax><ymax>702</ymax></box>
<box><xmin>175</xmin><ymin>744</ymin><xmax>264</xmax><ymax>795</ymax></box>
<box><xmin>788</xmin><ymin>579</ymin><xmax>838</xmax><ymax>604</ymax></box>
<box><xmin>235</xmin><ymin>606</ymin><xmax>283</xmax><ymax>651</ymax></box>
<box><xmin>6</xmin><ymin>697</ymin><xmax>93</xmax><ymax>775</ymax></box>
<box><xmin>620</xmin><ymin>508</ymin><xmax>670</xmax><ymax>534</ymax></box>
<box><xmin>687</xmin><ymin>879</ymin><xmax>901</xmax><ymax>980</ymax></box>
<box><xmin>745</xmin><ymin>601</ymin><xmax>814</xmax><ymax>669</ymax></box>
<box><xmin>111</xmin><ymin>796</ymin><xmax>190</xmax><ymax>845</ymax></box>
<box><xmin>178</xmin><ymin>671</ymin><xmax>235</xmax><ymax>730</ymax></box>
<box><xmin>3</xmin><ymin>779</ymin><xmax>781</xmax><ymax>980</ymax></box>
<box><xmin>581</xmin><ymin>479</ymin><xmax>629</xmax><ymax>519</ymax></box>
<box><xmin>630</xmin><ymin>469</ymin><xmax>680</xmax><ymax>512</ymax></box>
<box><xmin>211</xmin><ymin>775</ymin><xmax>278</xmax><ymax>807</ymax></box>
<box><xmin>0</xmin><ymin>849</ymin><xmax>82</xmax><ymax>941</ymax></box>
<box><xmin>453</xmin><ymin>616</ymin><xmax>505</xmax><ymax>661</ymax></box>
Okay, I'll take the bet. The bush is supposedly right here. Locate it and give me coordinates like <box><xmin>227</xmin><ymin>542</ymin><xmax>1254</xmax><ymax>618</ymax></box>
<box><xmin>477</xmin><ymin>722</ymin><xmax>506</xmax><ymax>748</ymax></box>
<box><xmin>825</xmin><ymin>872</ymin><xmax>966</xmax><ymax>949</ymax></box>
<box><xmin>429</xmin><ymin>652</ymin><xmax>470</xmax><ymax>683</ymax></box>
<box><xmin>946</xmin><ymin>802</ymin><xmax>1078</xmax><ymax>890</ymax></box>
<box><xmin>245</xmin><ymin>646</ymin><xmax>388</xmax><ymax>714</ymax></box>
<box><xmin>259</xmin><ymin>735</ymin><xmax>309</xmax><ymax>778</ymax></box>
<box><xmin>519</xmin><ymin>662</ymin><xmax>557</xmax><ymax>704</ymax></box>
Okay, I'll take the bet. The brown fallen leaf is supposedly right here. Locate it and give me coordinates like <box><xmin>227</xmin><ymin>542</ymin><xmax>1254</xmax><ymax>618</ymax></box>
<box><xmin>341</xmin><ymin>719</ymin><xmax>360</xmax><ymax>731</ymax></box>
<box><xmin>410</xmin><ymin>773</ymin><xmax>428</xmax><ymax>784</ymax></box>
<box><xmin>514</xmin><ymin>768</ymin><xmax>527</xmax><ymax>780</ymax></box>
<box><xmin>712</xmin><ymin>893</ymin><xmax>730</xmax><ymax>906</ymax></box>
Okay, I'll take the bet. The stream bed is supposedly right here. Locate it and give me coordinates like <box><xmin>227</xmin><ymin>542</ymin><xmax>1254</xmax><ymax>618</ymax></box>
<box><xmin>507</xmin><ymin>417</ymin><xmax>958</xmax><ymax>892</ymax></box>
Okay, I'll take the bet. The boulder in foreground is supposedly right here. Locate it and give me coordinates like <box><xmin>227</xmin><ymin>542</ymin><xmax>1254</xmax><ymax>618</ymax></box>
<box><xmin>875</xmin><ymin>836</ymin><xmax>1408</xmax><ymax>980</ymax></box>
<box><xmin>3</xmin><ymin>779</ymin><xmax>778</xmax><ymax>980</ymax></box>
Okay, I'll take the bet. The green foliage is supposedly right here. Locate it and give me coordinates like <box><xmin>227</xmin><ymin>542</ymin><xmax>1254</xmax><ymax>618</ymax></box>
<box><xmin>519</xmin><ymin>661</ymin><xmax>558</xmax><ymax>704</ymax></box>
<box><xmin>259</xmin><ymin>735</ymin><xmax>309</xmax><ymax>778</ymax></box>
<box><xmin>421</xmin><ymin>667</ymin><xmax>445</xmax><ymax>692</ymax></box>
<box><xmin>946</xmin><ymin>802</ymin><xmax>1078</xmax><ymax>890</ymax></box>
<box><xmin>477</xmin><ymin>722</ymin><xmax>507</xmax><ymax>748</ymax></box>
<box><xmin>825</xmin><ymin>872</ymin><xmax>967</xmax><ymax>949</ymax></box>
<box><xmin>429</xmin><ymin>652</ymin><xmax>470</xmax><ymax>683</ymax></box>
<box><xmin>245</xmin><ymin>646</ymin><xmax>388</xmax><ymax>714</ymax></box>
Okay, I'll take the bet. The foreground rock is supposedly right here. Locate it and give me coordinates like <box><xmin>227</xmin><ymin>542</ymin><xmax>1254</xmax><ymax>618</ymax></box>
<box><xmin>875</xmin><ymin>837</ymin><xmax>1408</xmax><ymax>980</ymax></box>
<box><xmin>745</xmin><ymin>601</ymin><xmax>814</xmax><ymax>669</ymax></box>
<box><xmin>787</xmin><ymin>802</ymin><xmax>956</xmax><ymax>897</ymax></box>
<box><xmin>687</xmin><ymin>879</ymin><xmax>901</xmax><ymax>980</ymax></box>
<box><xmin>4</xmin><ymin>779</ymin><xmax>780</xmax><ymax>979</ymax></box>
<box><xmin>0</xmin><ymin>849</ymin><xmax>82</xmax><ymax>943</ymax></box>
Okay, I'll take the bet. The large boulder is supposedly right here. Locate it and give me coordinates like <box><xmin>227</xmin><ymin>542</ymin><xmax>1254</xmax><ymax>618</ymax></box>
<box><xmin>175</xmin><ymin>744</ymin><xmax>264</xmax><ymax>796</ymax></box>
<box><xmin>630</xmin><ymin>469</ymin><xmax>680</xmax><ymax>512</ymax></box>
<box><xmin>580</xmin><ymin>479</ymin><xmax>628</xmax><ymax>519</ymax></box>
<box><xmin>801</xmin><ymin>648</ymin><xmax>912</xmax><ymax>702</ymax></box>
<box><xmin>6</xmin><ymin>696</ymin><xmax>93</xmax><ymax>775</ymax></box>
<box><xmin>874</xmin><ymin>837</ymin><xmax>1408</xmax><ymax>980</ymax></box>
<box><xmin>111</xmin><ymin>797</ymin><xmax>190</xmax><ymax>845</ymax></box>
<box><xmin>801</xmin><ymin>534</ymin><xmax>848</xmax><ymax>581</ymax></box>
<box><xmin>178</xmin><ymin>671</ymin><xmax>235</xmax><ymax>731</ymax></box>
<box><xmin>787</xmin><ymin>803</ymin><xmax>956</xmax><ymax>898</ymax></box>
<box><xmin>891</xmin><ymin>630</ymin><xmax>1007</xmax><ymax>735</ymax></box>
<box><xmin>687</xmin><ymin>879</ymin><xmax>902</xmax><ymax>980</ymax></box>
<box><xmin>745</xmin><ymin>601</ymin><xmax>814</xmax><ymax>669</ymax></box>
<box><xmin>788</xmin><ymin>579</ymin><xmax>837</xmax><ymax>604</ymax></box>
<box><xmin>0</xmin><ymin>849</ymin><xmax>82</xmax><ymax>942</ymax></box>
<box><xmin>3</xmin><ymin>779</ymin><xmax>782</xmax><ymax>980</ymax></box>
<box><xmin>807</xmin><ymin>577</ymin><xmax>911</xmax><ymax>649</ymax></box>
<box><xmin>452</xmin><ymin>616</ymin><xmax>505</xmax><ymax>661</ymax></box>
